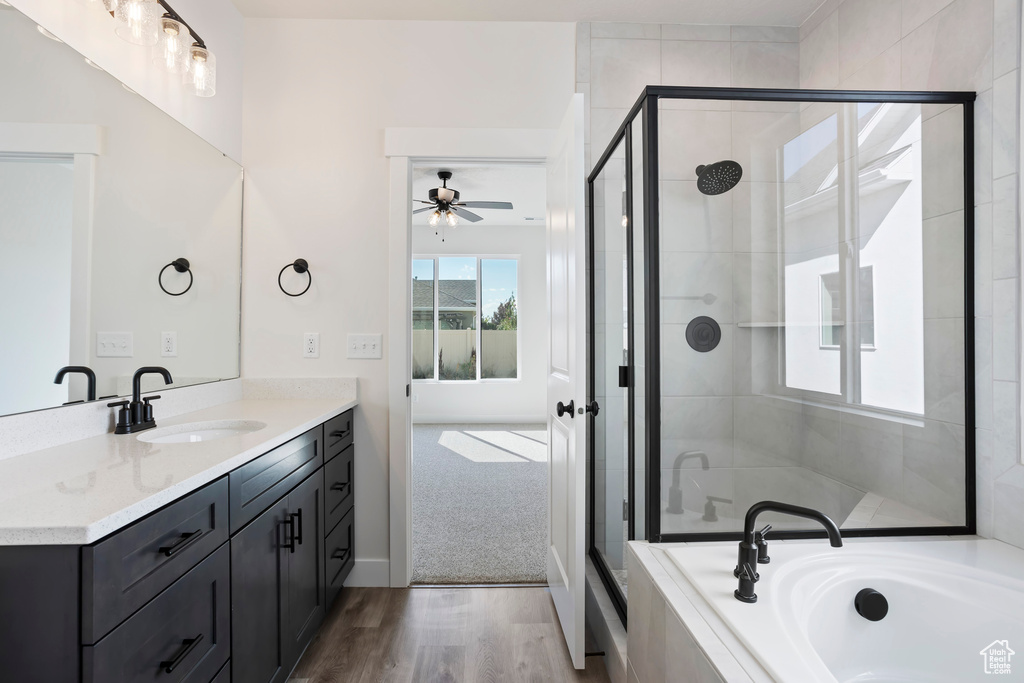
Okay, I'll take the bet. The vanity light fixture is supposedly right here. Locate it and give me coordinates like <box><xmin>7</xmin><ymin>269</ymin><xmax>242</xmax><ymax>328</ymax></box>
<box><xmin>98</xmin><ymin>0</ymin><xmax>217</xmax><ymax>97</ymax></box>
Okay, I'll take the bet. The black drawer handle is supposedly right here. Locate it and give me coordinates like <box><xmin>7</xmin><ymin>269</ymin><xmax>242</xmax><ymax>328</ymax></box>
<box><xmin>158</xmin><ymin>529</ymin><xmax>204</xmax><ymax>557</ymax></box>
<box><xmin>329</xmin><ymin>423</ymin><xmax>351</xmax><ymax>439</ymax></box>
<box><xmin>331</xmin><ymin>547</ymin><xmax>351</xmax><ymax>564</ymax></box>
<box><xmin>160</xmin><ymin>633</ymin><xmax>203</xmax><ymax>674</ymax></box>
<box><xmin>291</xmin><ymin>509</ymin><xmax>303</xmax><ymax>546</ymax></box>
<box><xmin>330</xmin><ymin>482</ymin><xmax>350</xmax><ymax>495</ymax></box>
<box><xmin>281</xmin><ymin>515</ymin><xmax>296</xmax><ymax>553</ymax></box>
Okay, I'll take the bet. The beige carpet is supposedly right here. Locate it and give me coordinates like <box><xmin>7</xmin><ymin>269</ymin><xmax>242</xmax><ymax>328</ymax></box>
<box><xmin>411</xmin><ymin>424</ymin><xmax>548</xmax><ymax>584</ymax></box>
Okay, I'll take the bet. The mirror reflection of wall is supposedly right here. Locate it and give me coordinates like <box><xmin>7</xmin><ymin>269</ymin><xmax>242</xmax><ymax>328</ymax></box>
<box><xmin>0</xmin><ymin>5</ymin><xmax>242</xmax><ymax>416</ymax></box>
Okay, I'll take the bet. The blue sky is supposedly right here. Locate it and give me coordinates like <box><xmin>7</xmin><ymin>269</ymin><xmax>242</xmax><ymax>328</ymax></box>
<box><xmin>413</xmin><ymin>257</ymin><xmax>517</xmax><ymax>318</ymax></box>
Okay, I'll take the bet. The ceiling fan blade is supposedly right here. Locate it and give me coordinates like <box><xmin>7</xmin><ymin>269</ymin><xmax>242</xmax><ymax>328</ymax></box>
<box><xmin>455</xmin><ymin>201</ymin><xmax>514</xmax><ymax>210</ymax></box>
<box><xmin>412</xmin><ymin>207</ymin><xmax>435</xmax><ymax>215</ymax></box>
<box><xmin>413</xmin><ymin>199</ymin><xmax>435</xmax><ymax>205</ymax></box>
<box><xmin>452</xmin><ymin>207</ymin><xmax>483</xmax><ymax>222</ymax></box>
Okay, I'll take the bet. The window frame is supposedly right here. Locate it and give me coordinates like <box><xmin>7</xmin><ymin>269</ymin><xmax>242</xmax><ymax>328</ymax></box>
<box><xmin>411</xmin><ymin>254</ymin><xmax>522</xmax><ymax>384</ymax></box>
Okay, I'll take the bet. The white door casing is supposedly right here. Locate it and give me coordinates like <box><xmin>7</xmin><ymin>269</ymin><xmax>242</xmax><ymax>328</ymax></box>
<box><xmin>545</xmin><ymin>93</ymin><xmax>586</xmax><ymax>670</ymax></box>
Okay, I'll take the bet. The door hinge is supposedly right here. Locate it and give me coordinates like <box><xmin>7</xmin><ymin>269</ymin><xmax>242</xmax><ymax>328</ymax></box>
<box><xmin>406</xmin><ymin>384</ymin><xmax>410</xmax><ymax>397</ymax></box>
<box><xmin>623</xmin><ymin>499</ymin><xmax>629</xmax><ymax>522</ymax></box>
<box><xmin>618</xmin><ymin>366</ymin><xmax>630</xmax><ymax>388</ymax></box>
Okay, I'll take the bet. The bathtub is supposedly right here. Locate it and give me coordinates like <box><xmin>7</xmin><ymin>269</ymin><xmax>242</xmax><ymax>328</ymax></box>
<box><xmin>627</xmin><ymin>539</ymin><xmax>1024</xmax><ymax>682</ymax></box>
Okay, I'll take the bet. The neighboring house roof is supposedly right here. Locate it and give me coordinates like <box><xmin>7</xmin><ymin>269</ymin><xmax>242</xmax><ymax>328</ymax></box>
<box><xmin>413</xmin><ymin>279</ymin><xmax>477</xmax><ymax>309</ymax></box>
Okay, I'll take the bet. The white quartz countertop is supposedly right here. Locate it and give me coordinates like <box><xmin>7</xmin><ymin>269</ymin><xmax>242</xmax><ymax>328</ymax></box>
<box><xmin>0</xmin><ymin>398</ymin><xmax>356</xmax><ymax>545</ymax></box>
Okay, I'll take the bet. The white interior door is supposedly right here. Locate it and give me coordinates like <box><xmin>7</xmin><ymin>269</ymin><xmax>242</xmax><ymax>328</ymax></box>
<box><xmin>545</xmin><ymin>93</ymin><xmax>587</xmax><ymax>670</ymax></box>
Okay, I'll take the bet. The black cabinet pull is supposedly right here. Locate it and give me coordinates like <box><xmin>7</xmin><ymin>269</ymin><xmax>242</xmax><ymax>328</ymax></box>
<box><xmin>291</xmin><ymin>509</ymin><xmax>303</xmax><ymax>546</ymax></box>
<box><xmin>332</xmin><ymin>547</ymin><xmax>351</xmax><ymax>564</ymax></box>
<box><xmin>330</xmin><ymin>425</ymin><xmax>351</xmax><ymax>439</ymax></box>
<box><xmin>159</xmin><ymin>633</ymin><xmax>203</xmax><ymax>674</ymax></box>
<box><xmin>158</xmin><ymin>529</ymin><xmax>204</xmax><ymax>557</ymax></box>
<box><xmin>281</xmin><ymin>516</ymin><xmax>296</xmax><ymax>553</ymax></box>
<box><xmin>330</xmin><ymin>482</ymin><xmax>350</xmax><ymax>494</ymax></box>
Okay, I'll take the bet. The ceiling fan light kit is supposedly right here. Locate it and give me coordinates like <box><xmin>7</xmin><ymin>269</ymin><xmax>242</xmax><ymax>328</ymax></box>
<box><xmin>413</xmin><ymin>170</ymin><xmax>516</xmax><ymax>239</ymax></box>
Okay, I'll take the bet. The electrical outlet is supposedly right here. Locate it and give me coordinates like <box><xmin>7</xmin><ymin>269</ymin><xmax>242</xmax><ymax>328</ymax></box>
<box><xmin>96</xmin><ymin>332</ymin><xmax>133</xmax><ymax>358</ymax></box>
<box><xmin>303</xmin><ymin>332</ymin><xmax>320</xmax><ymax>358</ymax></box>
<box><xmin>347</xmin><ymin>333</ymin><xmax>383</xmax><ymax>359</ymax></box>
<box><xmin>161</xmin><ymin>331</ymin><xmax>177</xmax><ymax>357</ymax></box>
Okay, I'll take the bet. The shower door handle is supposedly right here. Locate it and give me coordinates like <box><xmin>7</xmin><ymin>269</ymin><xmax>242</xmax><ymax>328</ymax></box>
<box><xmin>556</xmin><ymin>400</ymin><xmax>575</xmax><ymax>418</ymax></box>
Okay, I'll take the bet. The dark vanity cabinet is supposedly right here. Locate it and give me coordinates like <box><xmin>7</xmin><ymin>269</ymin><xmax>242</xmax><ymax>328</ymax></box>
<box><xmin>0</xmin><ymin>408</ymin><xmax>355</xmax><ymax>683</ymax></box>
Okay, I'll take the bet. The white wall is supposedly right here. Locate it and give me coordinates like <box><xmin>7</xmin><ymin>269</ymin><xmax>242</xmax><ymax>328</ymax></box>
<box><xmin>242</xmin><ymin>19</ymin><xmax>575</xmax><ymax>583</ymax></box>
<box><xmin>5</xmin><ymin>0</ymin><xmax>243</xmax><ymax>161</ymax></box>
<box><xmin>411</xmin><ymin>223</ymin><xmax>548</xmax><ymax>423</ymax></box>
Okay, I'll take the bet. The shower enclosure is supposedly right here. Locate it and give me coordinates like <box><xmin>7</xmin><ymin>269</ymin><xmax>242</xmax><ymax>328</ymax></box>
<box><xmin>588</xmin><ymin>86</ymin><xmax>975</xmax><ymax>622</ymax></box>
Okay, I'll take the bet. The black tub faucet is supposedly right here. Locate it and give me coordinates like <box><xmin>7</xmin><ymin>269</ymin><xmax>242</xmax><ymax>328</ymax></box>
<box><xmin>733</xmin><ymin>501</ymin><xmax>843</xmax><ymax>603</ymax></box>
<box><xmin>108</xmin><ymin>366</ymin><xmax>173</xmax><ymax>434</ymax></box>
<box><xmin>54</xmin><ymin>366</ymin><xmax>97</xmax><ymax>403</ymax></box>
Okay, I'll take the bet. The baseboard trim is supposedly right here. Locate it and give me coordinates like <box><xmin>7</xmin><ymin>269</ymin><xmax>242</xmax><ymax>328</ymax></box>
<box><xmin>412</xmin><ymin>415</ymin><xmax>547</xmax><ymax>425</ymax></box>
<box><xmin>344</xmin><ymin>559</ymin><xmax>391</xmax><ymax>587</ymax></box>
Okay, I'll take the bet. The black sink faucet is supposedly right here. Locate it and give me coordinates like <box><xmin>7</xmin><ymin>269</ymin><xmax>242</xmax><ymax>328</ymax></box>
<box><xmin>733</xmin><ymin>501</ymin><xmax>843</xmax><ymax>603</ymax></box>
<box><xmin>108</xmin><ymin>366</ymin><xmax>173</xmax><ymax>434</ymax></box>
<box><xmin>54</xmin><ymin>366</ymin><xmax>97</xmax><ymax>402</ymax></box>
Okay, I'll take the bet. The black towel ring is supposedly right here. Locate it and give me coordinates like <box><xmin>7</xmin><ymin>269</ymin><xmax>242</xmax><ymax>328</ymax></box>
<box><xmin>159</xmin><ymin>258</ymin><xmax>193</xmax><ymax>296</ymax></box>
<box><xmin>279</xmin><ymin>259</ymin><xmax>311</xmax><ymax>297</ymax></box>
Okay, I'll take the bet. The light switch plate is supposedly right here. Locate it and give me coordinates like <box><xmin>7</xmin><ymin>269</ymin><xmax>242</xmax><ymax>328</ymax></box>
<box><xmin>347</xmin><ymin>333</ymin><xmax>383</xmax><ymax>359</ymax></box>
<box><xmin>97</xmin><ymin>332</ymin><xmax>133</xmax><ymax>358</ymax></box>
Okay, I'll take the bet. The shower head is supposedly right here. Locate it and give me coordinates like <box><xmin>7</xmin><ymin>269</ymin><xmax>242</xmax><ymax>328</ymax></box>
<box><xmin>695</xmin><ymin>160</ymin><xmax>743</xmax><ymax>195</ymax></box>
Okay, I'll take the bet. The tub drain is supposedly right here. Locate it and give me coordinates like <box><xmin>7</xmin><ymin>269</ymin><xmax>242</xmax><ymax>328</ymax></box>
<box><xmin>686</xmin><ymin>316</ymin><xmax>721</xmax><ymax>353</ymax></box>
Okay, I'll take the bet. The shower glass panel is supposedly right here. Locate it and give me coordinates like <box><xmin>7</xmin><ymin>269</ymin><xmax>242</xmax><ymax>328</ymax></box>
<box><xmin>591</xmin><ymin>134</ymin><xmax>630</xmax><ymax>605</ymax></box>
<box><xmin>589</xmin><ymin>87</ymin><xmax>974</xmax><ymax>572</ymax></box>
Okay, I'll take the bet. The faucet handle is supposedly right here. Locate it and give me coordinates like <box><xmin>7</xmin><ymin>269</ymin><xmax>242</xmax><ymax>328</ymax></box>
<box><xmin>107</xmin><ymin>400</ymin><xmax>131</xmax><ymax>430</ymax></box>
<box><xmin>142</xmin><ymin>395</ymin><xmax>161</xmax><ymax>423</ymax></box>
<box><xmin>755</xmin><ymin>524</ymin><xmax>772</xmax><ymax>564</ymax></box>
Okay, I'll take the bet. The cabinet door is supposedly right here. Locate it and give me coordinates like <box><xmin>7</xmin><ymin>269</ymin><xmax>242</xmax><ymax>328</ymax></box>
<box><xmin>282</xmin><ymin>472</ymin><xmax>326</xmax><ymax>671</ymax></box>
<box><xmin>231</xmin><ymin>499</ymin><xmax>290</xmax><ymax>683</ymax></box>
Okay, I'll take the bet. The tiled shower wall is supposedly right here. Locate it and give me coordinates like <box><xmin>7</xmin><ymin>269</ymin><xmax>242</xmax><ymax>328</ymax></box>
<box><xmin>797</xmin><ymin>0</ymin><xmax>1024</xmax><ymax>546</ymax></box>
<box><xmin>579</xmin><ymin>0</ymin><xmax>1024</xmax><ymax>546</ymax></box>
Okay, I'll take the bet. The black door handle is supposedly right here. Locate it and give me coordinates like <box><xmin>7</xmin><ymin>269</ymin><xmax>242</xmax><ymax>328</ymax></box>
<box><xmin>159</xmin><ymin>634</ymin><xmax>203</xmax><ymax>674</ymax></box>
<box><xmin>584</xmin><ymin>401</ymin><xmax>600</xmax><ymax>417</ymax></box>
<box><xmin>291</xmin><ymin>509</ymin><xmax>303</xmax><ymax>546</ymax></box>
<box><xmin>556</xmin><ymin>400</ymin><xmax>575</xmax><ymax>418</ymax></box>
<box><xmin>281</xmin><ymin>515</ymin><xmax>296</xmax><ymax>553</ymax></box>
<box><xmin>158</xmin><ymin>529</ymin><xmax>204</xmax><ymax>557</ymax></box>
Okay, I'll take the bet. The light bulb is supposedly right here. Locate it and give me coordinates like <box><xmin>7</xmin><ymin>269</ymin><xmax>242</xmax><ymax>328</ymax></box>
<box><xmin>428</xmin><ymin>210</ymin><xmax>442</xmax><ymax>227</ymax></box>
<box><xmin>155</xmin><ymin>17</ymin><xmax>188</xmax><ymax>74</ymax></box>
<box><xmin>445</xmin><ymin>210</ymin><xmax>459</xmax><ymax>227</ymax></box>
<box><xmin>184</xmin><ymin>44</ymin><xmax>217</xmax><ymax>97</ymax></box>
<box><xmin>114</xmin><ymin>0</ymin><xmax>159</xmax><ymax>46</ymax></box>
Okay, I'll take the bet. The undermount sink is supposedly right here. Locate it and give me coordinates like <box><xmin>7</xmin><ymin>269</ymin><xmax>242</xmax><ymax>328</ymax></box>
<box><xmin>137</xmin><ymin>420</ymin><xmax>267</xmax><ymax>444</ymax></box>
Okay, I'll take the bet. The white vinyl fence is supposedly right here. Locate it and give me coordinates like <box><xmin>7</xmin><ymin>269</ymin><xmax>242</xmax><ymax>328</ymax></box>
<box><xmin>413</xmin><ymin>329</ymin><xmax>517</xmax><ymax>379</ymax></box>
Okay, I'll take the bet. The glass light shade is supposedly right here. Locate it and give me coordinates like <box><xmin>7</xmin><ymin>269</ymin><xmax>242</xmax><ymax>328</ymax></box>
<box><xmin>184</xmin><ymin>45</ymin><xmax>216</xmax><ymax>97</ymax></box>
<box><xmin>428</xmin><ymin>210</ymin><xmax>442</xmax><ymax>227</ymax></box>
<box><xmin>102</xmin><ymin>0</ymin><xmax>121</xmax><ymax>11</ymax></box>
<box><xmin>114</xmin><ymin>0</ymin><xmax>159</xmax><ymax>46</ymax></box>
<box><xmin>445</xmin><ymin>210</ymin><xmax>459</xmax><ymax>227</ymax></box>
<box><xmin>154</xmin><ymin>17</ymin><xmax>189</xmax><ymax>74</ymax></box>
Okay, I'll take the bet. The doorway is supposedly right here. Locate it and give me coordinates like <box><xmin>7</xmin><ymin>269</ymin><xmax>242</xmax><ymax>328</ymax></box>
<box><xmin>408</xmin><ymin>162</ymin><xmax>549</xmax><ymax>584</ymax></box>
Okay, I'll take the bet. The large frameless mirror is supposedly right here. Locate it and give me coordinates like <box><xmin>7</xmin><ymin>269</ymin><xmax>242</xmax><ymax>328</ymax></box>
<box><xmin>0</xmin><ymin>4</ymin><xmax>242</xmax><ymax>417</ymax></box>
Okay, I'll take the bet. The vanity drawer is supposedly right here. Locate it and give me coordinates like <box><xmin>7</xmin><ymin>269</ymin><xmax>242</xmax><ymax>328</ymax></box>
<box><xmin>324</xmin><ymin>410</ymin><xmax>354</xmax><ymax>463</ymax></box>
<box><xmin>82</xmin><ymin>477</ymin><xmax>229</xmax><ymax>644</ymax></box>
<box><xmin>325</xmin><ymin>506</ymin><xmax>354</xmax><ymax>609</ymax></box>
<box><xmin>83</xmin><ymin>544</ymin><xmax>230</xmax><ymax>683</ymax></box>
<box><xmin>324</xmin><ymin>444</ymin><xmax>354</xmax><ymax>534</ymax></box>
<box><xmin>229</xmin><ymin>426</ymin><xmax>322</xmax><ymax>533</ymax></box>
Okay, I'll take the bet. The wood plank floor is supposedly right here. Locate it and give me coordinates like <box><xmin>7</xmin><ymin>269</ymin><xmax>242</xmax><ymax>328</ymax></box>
<box><xmin>289</xmin><ymin>587</ymin><xmax>612</xmax><ymax>683</ymax></box>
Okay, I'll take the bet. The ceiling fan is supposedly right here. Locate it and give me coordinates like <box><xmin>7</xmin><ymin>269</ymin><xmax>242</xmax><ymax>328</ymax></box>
<box><xmin>413</xmin><ymin>171</ymin><xmax>514</xmax><ymax>228</ymax></box>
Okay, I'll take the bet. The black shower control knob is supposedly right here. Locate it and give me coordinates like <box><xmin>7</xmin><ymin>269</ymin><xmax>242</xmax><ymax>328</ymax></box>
<box><xmin>855</xmin><ymin>588</ymin><xmax>888</xmax><ymax>621</ymax></box>
<box><xmin>686</xmin><ymin>316</ymin><xmax>722</xmax><ymax>353</ymax></box>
